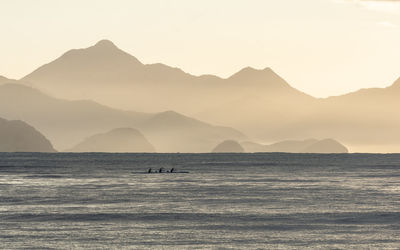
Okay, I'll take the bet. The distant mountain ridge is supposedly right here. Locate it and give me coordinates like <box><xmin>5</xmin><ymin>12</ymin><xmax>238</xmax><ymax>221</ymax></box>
<box><xmin>242</xmin><ymin>139</ymin><xmax>348</xmax><ymax>153</ymax></box>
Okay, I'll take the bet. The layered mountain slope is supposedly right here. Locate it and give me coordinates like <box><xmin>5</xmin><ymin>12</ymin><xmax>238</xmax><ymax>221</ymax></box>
<box><xmin>0</xmin><ymin>117</ymin><xmax>55</xmax><ymax>152</ymax></box>
<box><xmin>0</xmin><ymin>83</ymin><xmax>150</xmax><ymax>150</ymax></box>
<box><xmin>140</xmin><ymin>111</ymin><xmax>246</xmax><ymax>152</ymax></box>
<box><xmin>0</xmin><ymin>83</ymin><xmax>245</xmax><ymax>152</ymax></box>
<box><xmin>68</xmin><ymin>128</ymin><xmax>155</xmax><ymax>153</ymax></box>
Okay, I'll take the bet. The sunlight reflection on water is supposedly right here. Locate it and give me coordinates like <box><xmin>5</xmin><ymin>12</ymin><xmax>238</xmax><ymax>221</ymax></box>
<box><xmin>0</xmin><ymin>153</ymin><xmax>399</xmax><ymax>249</ymax></box>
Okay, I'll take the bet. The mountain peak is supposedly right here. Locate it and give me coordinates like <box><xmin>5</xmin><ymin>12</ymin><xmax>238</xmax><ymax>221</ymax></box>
<box><xmin>22</xmin><ymin>38</ymin><xmax>143</xmax><ymax>84</ymax></box>
<box><xmin>228</xmin><ymin>66</ymin><xmax>276</xmax><ymax>80</ymax></box>
<box><xmin>93</xmin><ymin>39</ymin><xmax>117</xmax><ymax>49</ymax></box>
<box><xmin>226</xmin><ymin>66</ymin><xmax>295</xmax><ymax>91</ymax></box>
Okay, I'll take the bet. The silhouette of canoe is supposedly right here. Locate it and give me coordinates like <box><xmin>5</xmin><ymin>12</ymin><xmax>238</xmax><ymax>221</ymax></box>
<box><xmin>132</xmin><ymin>171</ymin><xmax>190</xmax><ymax>174</ymax></box>
<box><xmin>149</xmin><ymin>171</ymin><xmax>189</xmax><ymax>174</ymax></box>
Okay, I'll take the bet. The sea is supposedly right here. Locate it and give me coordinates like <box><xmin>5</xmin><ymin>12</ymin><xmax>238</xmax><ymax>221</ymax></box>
<box><xmin>0</xmin><ymin>153</ymin><xmax>399</xmax><ymax>249</ymax></box>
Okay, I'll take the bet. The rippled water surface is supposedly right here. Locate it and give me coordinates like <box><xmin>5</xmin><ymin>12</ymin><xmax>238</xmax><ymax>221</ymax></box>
<box><xmin>0</xmin><ymin>153</ymin><xmax>399</xmax><ymax>249</ymax></box>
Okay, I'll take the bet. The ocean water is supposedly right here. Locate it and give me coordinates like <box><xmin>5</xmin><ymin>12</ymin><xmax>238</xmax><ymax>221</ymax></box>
<box><xmin>0</xmin><ymin>153</ymin><xmax>399</xmax><ymax>249</ymax></box>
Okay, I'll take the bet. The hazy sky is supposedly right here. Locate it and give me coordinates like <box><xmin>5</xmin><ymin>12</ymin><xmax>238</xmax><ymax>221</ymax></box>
<box><xmin>1</xmin><ymin>0</ymin><xmax>399</xmax><ymax>97</ymax></box>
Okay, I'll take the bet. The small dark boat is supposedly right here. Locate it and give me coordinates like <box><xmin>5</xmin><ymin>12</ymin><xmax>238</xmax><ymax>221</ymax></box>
<box><xmin>143</xmin><ymin>168</ymin><xmax>189</xmax><ymax>174</ymax></box>
<box><xmin>147</xmin><ymin>170</ymin><xmax>189</xmax><ymax>174</ymax></box>
<box><xmin>131</xmin><ymin>171</ymin><xmax>189</xmax><ymax>175</ymax></box>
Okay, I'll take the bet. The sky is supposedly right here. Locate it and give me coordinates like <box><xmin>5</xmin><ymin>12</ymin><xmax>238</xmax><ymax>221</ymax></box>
<box><xmin>0</xmin><ymin>0</ymin><xmax>399</xmax><ymax>97</ymax></box>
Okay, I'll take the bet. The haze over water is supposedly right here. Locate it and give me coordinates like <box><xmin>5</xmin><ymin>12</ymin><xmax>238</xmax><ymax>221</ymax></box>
<box><xmin>1</xmin><ymin>153</ymin><xmax>399</xmax><ymax>249</ymax></box>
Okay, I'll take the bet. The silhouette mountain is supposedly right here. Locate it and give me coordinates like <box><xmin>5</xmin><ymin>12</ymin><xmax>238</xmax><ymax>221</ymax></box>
<box><xmin>68</xmin><ymin>128</ymin><xmax>155</xmax><ymax>153</ymax></box>
<box><xmin>242</xmin><ymin>139</ymin><xmax>348</xmax><ymax>153</ymax></box>
<box><xmin>0</xmin><ymin>117</ymin><xmax>55</xmax><ymax>152</ymax></box>
<box><xmin>212</xmin><ymin>140</ymin><xmax>245</xmax><ymax>153</ymax></box>
<box><xmin>0</xmin><ymin>83</ymin><xmax>245</xmax><ymax>152</ymax></box>
<box><xmin>22</xmin><ymin>40</ymin><xmax>311</xmax><ymax>114</ymax></box>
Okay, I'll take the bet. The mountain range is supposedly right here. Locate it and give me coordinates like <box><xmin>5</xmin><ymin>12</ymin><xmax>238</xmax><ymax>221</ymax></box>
<box><xmin>21</xmin><ymin>40</ymin><xmax>312</xmax><ymax>116</ymax></box>
<box><xmin>2</xmin><ymin>39</ymin><xmax>399</xmax><ymax>152</ymax></box>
